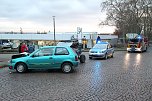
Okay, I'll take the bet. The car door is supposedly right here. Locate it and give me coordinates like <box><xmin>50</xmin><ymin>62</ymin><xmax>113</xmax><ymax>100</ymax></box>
<box><xmin>53</xmin><ymin>47</ymin><xmax>70</xmax><ymax>68</ymax></box>
<box><xmin>27</xmin><ymin>47</ymin><xmax>55</xmax><ymax>69</ymax></box>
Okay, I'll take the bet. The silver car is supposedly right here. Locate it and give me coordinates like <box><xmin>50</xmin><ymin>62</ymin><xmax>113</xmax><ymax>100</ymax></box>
<box><xmin>89</xmin><ymin>42</ymin><xmax>114</xmax><ymax>59</ymax></box>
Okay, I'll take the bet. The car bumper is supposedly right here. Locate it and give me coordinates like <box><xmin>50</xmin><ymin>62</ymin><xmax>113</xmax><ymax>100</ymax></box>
<box><xmin>127</xmin><ymin>48</ymin><xmax>142</xmax><ymax>52</ymax></box>
<box><xmin>8</xmin><ymin>62</ymin><xmax>15</xmax><ymax>70</ymax></box>
<box><xmin>89</xmin><ymin>53</ymin><xmax>105</xmax><ymax>58</ymax></box>
<box><xmin>72</xmin><ymin>61</ymin><xmax>79</xmax><ymax>67</ymax></box>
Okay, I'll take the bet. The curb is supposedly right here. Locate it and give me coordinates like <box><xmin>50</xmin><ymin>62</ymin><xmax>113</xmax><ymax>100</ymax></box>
<box><xmin>0</xmin><ymin>52</ymin><xmax>18</xmax><ymax>54</ymax></box>
<box><xmin>0</xmin><ymin>62</ymin><xmax>9</xmax><ymax>69</ymax></box>
<box><xmin>0</xmin><ymin>65</ymin><xmax>8</xmax><ymax>68</ymax></box>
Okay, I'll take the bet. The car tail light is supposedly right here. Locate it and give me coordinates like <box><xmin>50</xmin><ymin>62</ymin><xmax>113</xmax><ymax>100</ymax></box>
<box><xmin>75</xmin><ymin>56</ymin><xmax>78</xmax><ymax>61</ymax></box>
<box><xmin>9</xmin><ymin>66</ymin><xmax>13</xmax><ymax>69</ymax></box>
<box><xmin>137</xmin><ymin>43</ymin><xmax>141</xmax><ymax>48</ymax></box>
<box><xmin>127</xmin><ymin>44</ymin><xmax>130</xmax><ymax>48</ymax></box>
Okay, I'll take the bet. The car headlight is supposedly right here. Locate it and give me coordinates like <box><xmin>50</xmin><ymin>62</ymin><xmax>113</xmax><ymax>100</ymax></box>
<box><xmin>99</xmin><ymin>51</ymin><xmax>104</xmax><ymax>53</ymax></box>
<box><xmin>99</xmin><ymin>51</ymin><xmax>102</xmax><ymax>53</ymax></box>
<box><xmin>8</xmin><ymin>60</ymin><xmax>11</xmax><ymax>63</ymax></box>
<box><xmin>9</xmin><ymin>60</ymin><xmax>15</xmax><ymax>63</ymax></box>
<box><xmin>100</xmin><ymin>50</ymin><xmax>106</xmax><ymax>53</ymax></box>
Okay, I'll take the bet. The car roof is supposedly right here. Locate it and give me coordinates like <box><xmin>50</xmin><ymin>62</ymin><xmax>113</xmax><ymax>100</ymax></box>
<box><xmin>96</xmin><ymin>42</ymin><xmax>109</xmax><ymax>44</ymax></box>
<box><xmin>40</xmin><ymin>46</ymin><xmax>70</xmax><ymax>49</ymax></box>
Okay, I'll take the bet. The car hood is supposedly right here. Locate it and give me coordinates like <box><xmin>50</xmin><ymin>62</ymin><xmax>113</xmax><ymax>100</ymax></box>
<box><xmin>12</xmin><ymin>53</ymin><xmax>29</xmax><ymax>59</ymax></box>
<box><xmin>11</xmin><ymin>56</ymin><xmax>29</xmax><ymax>63</ymax></box>
<box><xmin>89</xmin><ymin>48</ymin><xmax>106</xmax><ymax>52</ymax></box>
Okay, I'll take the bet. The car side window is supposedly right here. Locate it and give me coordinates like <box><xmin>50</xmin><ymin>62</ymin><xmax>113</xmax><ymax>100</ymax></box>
<box><xmin>33</xmin><ymin>48</ymin><xmax>54</xmax><ymax>57</ymax></box>
<box><xmin>55</xmin><ymin>47</ymin><xmax>69</xmax><ymax>55</ymax></box>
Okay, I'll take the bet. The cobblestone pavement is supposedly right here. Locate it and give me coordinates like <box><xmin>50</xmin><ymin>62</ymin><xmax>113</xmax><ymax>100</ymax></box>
<box><xmin>0</xmin><ymin>47</ymin><xmax>152</xmax><ymax>101</ymax></box>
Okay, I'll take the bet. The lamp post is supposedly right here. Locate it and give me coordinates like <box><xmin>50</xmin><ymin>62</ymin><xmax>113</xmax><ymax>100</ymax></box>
<box><xmin>20</xmin><ymin>27</ymin><xmax>23</xmax><ymax>34</ymax></box>
<box><xmin>52</xmin><ymin>16</ymin><xmax>56</xmax><ymax>45</ymax></box>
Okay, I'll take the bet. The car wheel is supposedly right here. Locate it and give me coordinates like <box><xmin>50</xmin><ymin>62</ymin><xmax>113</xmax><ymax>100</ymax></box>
<box><xmin>145</xmin><ymin>47</ymin><xmax>147</xmax><ymax>52</ymax></box>
<box><xmin>89</xmin><ymin>57</ymin><xmax>92</xmax><ymax>59</ymax></box>
<box><xmin>16</xmin><ymin>63</ymin><xmax>27</xmax><ymax>73</ymax></box>
<box><xmin>80</xmin><ymin>54</ymin><xmax>86</xmax><ymax>63</ymax></box>
<box><xmin>111</xmin><ymin>53</ymin><xmax>114</xmax><ymax>58</ymax></box>
<box><xmin>61</xmin><ymin>63</ymin><xmax>73</xmax><ymax>73</ymax></box>
<box><xmin>104</xmin><ymin>53</ymin><xmax>108</xmax><ymax>60</ymax></box>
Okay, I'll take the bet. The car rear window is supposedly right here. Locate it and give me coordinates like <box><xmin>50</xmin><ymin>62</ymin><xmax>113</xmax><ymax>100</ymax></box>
<box><xmin>55</xmin><ymin>47</ymin><xmax>69</xmax><ymax>55</ymax></box>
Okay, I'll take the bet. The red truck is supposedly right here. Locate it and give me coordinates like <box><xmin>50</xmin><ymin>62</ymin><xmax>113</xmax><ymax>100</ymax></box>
<box><xmin>127</xmin><ymin>34</ymin><xmax>148</xmax><ymax>52</ymax></box>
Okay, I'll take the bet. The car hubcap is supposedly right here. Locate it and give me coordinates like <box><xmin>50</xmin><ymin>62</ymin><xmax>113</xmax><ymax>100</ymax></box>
<box><xmin>64</xmin><ymin>65</ymin><xmax>71</xmax><ymax>73</ymax></box>
<box><xmin>17</xmin><ymin>65</ymin><xmax>24</xmax><ymax>72</ymax></box>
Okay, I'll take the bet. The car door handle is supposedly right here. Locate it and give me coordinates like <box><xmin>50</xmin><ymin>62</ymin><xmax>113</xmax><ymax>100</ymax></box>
<box><xmin>49</xmin><ymin>57</ymin><xmax>53</xmax><ymax>59</ymax></box>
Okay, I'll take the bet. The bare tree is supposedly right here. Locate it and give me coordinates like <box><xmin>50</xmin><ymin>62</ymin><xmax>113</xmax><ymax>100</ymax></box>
<box><xmin>100</xmin><ymin>0</ymin><xmax>152</xmax><ymax>41</ymax></box>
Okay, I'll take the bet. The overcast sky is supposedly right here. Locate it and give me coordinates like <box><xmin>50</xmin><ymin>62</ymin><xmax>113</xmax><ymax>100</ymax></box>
<box><xmin>0</xmin><ymin>0</ymin><xmax>115</xmax><ymax>33</ymax></box>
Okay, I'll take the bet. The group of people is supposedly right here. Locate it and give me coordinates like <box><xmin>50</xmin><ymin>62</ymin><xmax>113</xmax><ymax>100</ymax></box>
<box><xmin>18</xmin><ymin>42</ymin><xmax>35</xmax><ymax>54</ymax></box>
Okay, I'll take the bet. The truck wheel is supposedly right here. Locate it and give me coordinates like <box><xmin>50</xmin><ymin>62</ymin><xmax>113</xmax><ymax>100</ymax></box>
<box><xmin>80</xmin><ymin>54</ymin><xmax>86</xmax><ymax>63</ymax></box>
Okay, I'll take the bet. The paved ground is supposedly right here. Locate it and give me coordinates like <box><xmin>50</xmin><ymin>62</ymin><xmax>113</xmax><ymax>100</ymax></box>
<box><xmin>0</xmin><ymin>47</ymin><xmax>152</xmax><ymax>101</ymax></box>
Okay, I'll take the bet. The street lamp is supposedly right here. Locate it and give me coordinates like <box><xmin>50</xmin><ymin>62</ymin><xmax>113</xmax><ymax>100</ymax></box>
<box><xmin>52</xmin><ymin>16</ymin><xmax>56</xmax><ymax>45</ymax></box>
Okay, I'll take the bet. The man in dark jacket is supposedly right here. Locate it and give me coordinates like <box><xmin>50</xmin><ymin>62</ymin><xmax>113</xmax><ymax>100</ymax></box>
<box><xmin>28</xmin><ymin>44</ymin><xmax>35</xmax><ymax>53</ymax></box>
<box><xmin>18</xmin><ymin>43</ymin><xmax>22</xmax><ymax>53</ymax></box>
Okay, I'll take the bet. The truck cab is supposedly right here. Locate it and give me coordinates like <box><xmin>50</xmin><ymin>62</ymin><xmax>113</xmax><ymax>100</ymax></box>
<box><xmin>127</xmin><ymin>35</ymin><xmax>148</xmax><ymax>52</ymax></box>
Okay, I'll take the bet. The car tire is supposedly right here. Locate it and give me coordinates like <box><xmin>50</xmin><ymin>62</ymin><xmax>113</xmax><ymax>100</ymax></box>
<box><xmin>145</xmin><ymin>47</ymin><xmax>147</xmax><ymax>52</ymax></box>
<box><xmin>61</xmin><ymin>63</ymin><xmax>73</xmax><ymax>73</ymax></box>
<box><xmin>80</xmin><ymin>54</ymin><xmax>86</xmax><ymax>63</ymax></box>
<box><xmin>104</xmin><ymin>53</ymin><xmax>108</xmax><ymax>60</ymax></box>
<box><xmin>89</xmin><ymin>57</ymin><xmax>92</xmax><ymax>59</ymax></box>
<box><xmin>16</xmin><ymin>63</ymin><xmax>27</xmax><ymax>73</ymax></box>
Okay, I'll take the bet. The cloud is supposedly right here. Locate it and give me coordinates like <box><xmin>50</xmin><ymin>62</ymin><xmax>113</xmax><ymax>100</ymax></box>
<box><xmin>0</xmin><ymin>0</ymin><xmax>115</xmax><ymax>33</ymax></box>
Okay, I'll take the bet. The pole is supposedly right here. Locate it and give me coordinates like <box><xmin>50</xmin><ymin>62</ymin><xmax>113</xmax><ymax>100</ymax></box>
<box><xmin>53</xmin><ymin>16</ymin><xmax>56</xmax><ymax>45</ymax></box>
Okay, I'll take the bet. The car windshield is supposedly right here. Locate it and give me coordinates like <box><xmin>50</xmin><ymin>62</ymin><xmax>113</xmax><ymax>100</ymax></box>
<box><xmin>129</xmin><ymin>39</ymin><xmax>142</xmax><ymax>43</ymax></box>
<box><xmin>93</xmin><ymin>44</ymin><xmax>107</xmax><ymax>49</ymax></box>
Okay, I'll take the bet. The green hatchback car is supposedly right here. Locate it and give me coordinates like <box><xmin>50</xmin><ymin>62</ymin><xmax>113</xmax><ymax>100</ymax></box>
<box><xmin>9</xmin><ymin>46</ymin><xmax>79</xmax><ymax>73</ymax></box>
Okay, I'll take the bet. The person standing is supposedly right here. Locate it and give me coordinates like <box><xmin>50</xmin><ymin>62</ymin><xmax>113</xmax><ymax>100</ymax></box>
<box><xmin>21</xmin><ymin>42</ymin><xmax>28</xmax><ymax>53</ymax></box>
<box><xmin>28</xmin><ymin>43</ymin><xmax>35</xmax><ymax>53</ymax></box>
<box><xmin>18</xmin><ymin>43</ymin><xmax>22</xmax><ymax>53</ymax></box>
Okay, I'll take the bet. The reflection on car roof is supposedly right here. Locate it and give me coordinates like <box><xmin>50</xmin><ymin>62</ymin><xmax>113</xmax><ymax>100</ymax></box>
<box><xmin>96</xmin><ymin>42</ymin><xmax>108</xmax><ymax>44</ymax></box>
<box><xmin>40</xmin><ymin>46</ymin><xmax>70</xmax><ymax>49</ymax></box>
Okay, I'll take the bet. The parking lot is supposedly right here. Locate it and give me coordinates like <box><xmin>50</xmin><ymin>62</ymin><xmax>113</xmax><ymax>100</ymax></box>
<box><xmin>0</xmin><ymin>47</ymin><xmax>152</xmax><ymax>101</ymax></box>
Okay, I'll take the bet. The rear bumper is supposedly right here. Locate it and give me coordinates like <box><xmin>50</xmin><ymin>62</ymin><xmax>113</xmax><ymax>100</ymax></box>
<box><xmin>72</xmin><ymin>61</ymin><xmax>79</xmax><ymax>67</ymax></box>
